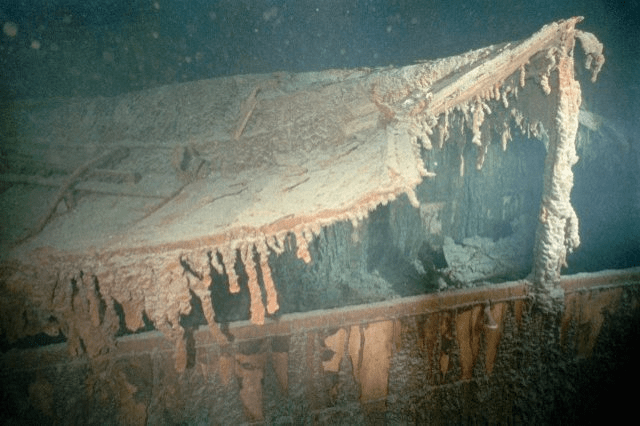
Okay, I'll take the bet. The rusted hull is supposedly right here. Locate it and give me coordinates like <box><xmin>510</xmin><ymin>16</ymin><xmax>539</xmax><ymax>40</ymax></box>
<box><xmin>2</xmin><ymin>267</ymin><xmax>638</xmax><ymax>424</ymax></box>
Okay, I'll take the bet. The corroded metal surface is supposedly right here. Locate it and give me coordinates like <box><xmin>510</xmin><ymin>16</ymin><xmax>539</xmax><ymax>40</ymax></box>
<box><xmin>1</xmin><ymin>268</ymin><xmax>638</xmax><ymax>424</ymax></box>
<box><xmin>0</xmin><ymin>18</ymin><xmax>604</xmax><ymax>372</ymax></box>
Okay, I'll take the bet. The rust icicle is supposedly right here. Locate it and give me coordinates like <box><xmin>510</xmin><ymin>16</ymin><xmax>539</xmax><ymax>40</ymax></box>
<box><xmin>531</xmin><ymin>20</ymin><xmax>583</xmax><ymax>310</ymax></box>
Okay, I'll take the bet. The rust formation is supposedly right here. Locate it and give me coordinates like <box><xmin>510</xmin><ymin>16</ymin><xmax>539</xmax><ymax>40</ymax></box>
<box><xmin>0</xmin><ymin>18</ymin><xmax>603</xmax><ymax>371</ymax></box>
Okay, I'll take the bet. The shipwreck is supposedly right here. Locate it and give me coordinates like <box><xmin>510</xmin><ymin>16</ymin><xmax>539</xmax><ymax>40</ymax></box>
<box><xmin>1</xmin><ymin>17</ymin><xmax>638</xmax><ymax>424</ymax></box>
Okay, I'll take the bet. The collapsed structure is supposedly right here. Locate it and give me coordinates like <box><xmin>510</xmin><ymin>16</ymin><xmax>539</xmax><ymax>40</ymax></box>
<box><xmin>0</xmin><ymin>18</ymin><xmax>603</xmax><ymax>372</ymax></box>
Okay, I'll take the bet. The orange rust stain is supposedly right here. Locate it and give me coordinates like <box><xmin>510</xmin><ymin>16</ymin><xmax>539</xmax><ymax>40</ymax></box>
<box><xmin>484</xmin><ymin>303</ymin><xmax>505</xmax><ymax>376</ymax></box>
<box><xmin>393</xmin><ymin>319</ymin><xmax>402</xmax><ymax>351</ymax></box>
<box><xmin>272</xmin><ymin>352</ymin><xmax>289</xmax><ymax>394</ymax></box>
<box><xmin>440</xmin><ymin>312</ymin><xmax>452</xmax><ymax>339</ymax></box>
<box><xmin>560</xmin><ymin>292</ymin><xmax>579</xmax><ymax>348</ymax></box>
<box><xmin>423</xmin><ymin>313</ymin><xmax>439</xmax><ymax>350</ymax></box>
<box><xmin>359</xmin><ymin>321</ymin><xmax>394</xmax><ymax>402</ymax></box>
<box><xmin>348</xmin><ymin>325</ymin><xmax>362</xmax><ymax>380</ymax></box>
<box><xmin>438</xmin><ymin>312</ymin><xmax>453</xmax><ymax>375</ymax></box>
<box><xmin>455</xmin><ymin>305</ymin><xmax>483</xmax><ymax>381</ymax></box>
<box><xmin>562</xmin><ymin>288</ymin><xmax>623</xmax><ymax>357</ymax></box>
<box><xmin>439</xmin><ymin>353</ymin><xmax>450</xmax><ymax>375</ymax></box>
<box><xmin>218</xmin><ymin>354</ymin><xmax>234</xmax><ymax>386</ymax></box>
<box><xmin>322</xmin><ymin>328</ymin><xmax>347</xmax><ymax>373</ymax></box>
<box><xmin>235</xmin><ymin>352</ymin><xmax>267</xmax><ymax>422</ymax></box>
